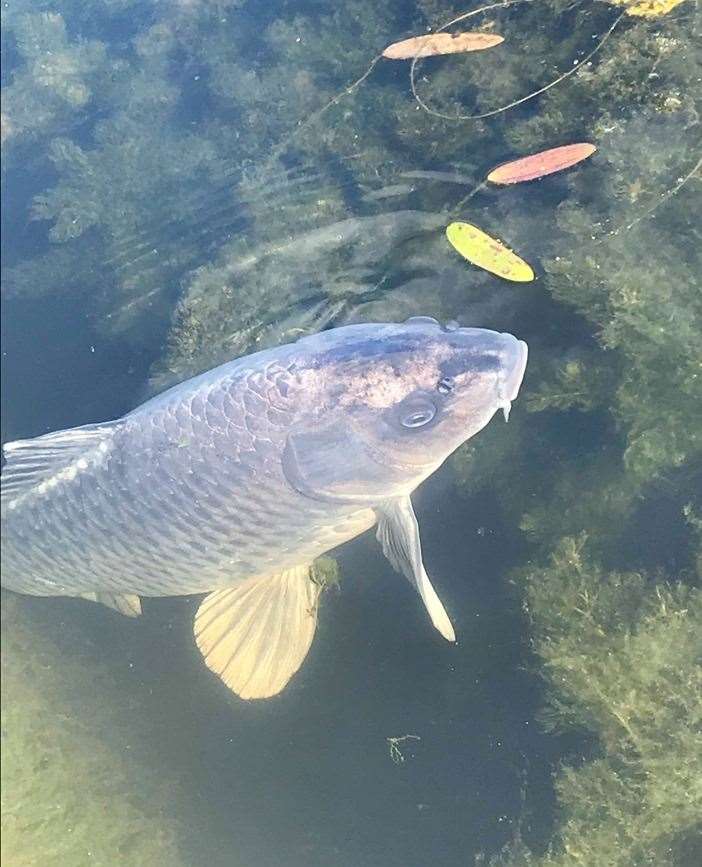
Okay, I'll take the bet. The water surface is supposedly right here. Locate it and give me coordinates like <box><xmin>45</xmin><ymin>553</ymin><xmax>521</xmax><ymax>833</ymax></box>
<box><xmin>2</xmin><ymin>1</ymin><xmax>700</xmax><ymax>865</ymax></box>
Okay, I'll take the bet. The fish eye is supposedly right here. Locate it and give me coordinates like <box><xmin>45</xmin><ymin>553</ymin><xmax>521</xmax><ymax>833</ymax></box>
<box><xmin>437</xmin><ymin>376</ymin><xmax>455</xmax><ymax>395</ymax></box>
<box><xmin>401</xmin><ymin>404</ymin><xmax>436</xmax><ymax>428</ymax></box>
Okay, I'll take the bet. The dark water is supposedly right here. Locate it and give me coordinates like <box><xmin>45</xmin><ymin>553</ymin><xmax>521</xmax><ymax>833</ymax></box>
<box><xmin>2</xmin><ymin>1</ymin><xmax>700</xmax><ymax>865</ymax></box>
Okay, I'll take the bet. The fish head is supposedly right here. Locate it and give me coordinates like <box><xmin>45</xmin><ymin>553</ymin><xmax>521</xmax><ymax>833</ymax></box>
<box><xmin>341</xmin><ymin>317</ymin><xmax>528</xmax><ymax>469</ymax></box>
<box><xmin>284</xmin><ymin>318</ymin><xmax>528</xmax><ymax>502</ymax></box>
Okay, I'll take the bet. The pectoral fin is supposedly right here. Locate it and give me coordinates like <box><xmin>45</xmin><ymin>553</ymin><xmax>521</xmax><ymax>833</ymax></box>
<box><xmin>194</xmin><ymin>566</ymin><xmax>321</xmax><ymax>700</ymax></box>
<box><xmin>376</xmin><ymin>497</ymin><xmax>455</xmax><ymax>642</ymax></box>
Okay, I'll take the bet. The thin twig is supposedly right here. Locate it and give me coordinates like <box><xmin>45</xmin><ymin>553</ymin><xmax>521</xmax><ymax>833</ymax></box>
<box><xmin>410</xmin><ymin>4</ymin><xmax>626</xmax><ymax>122</ymax></box>
<box><xmin>601</xmin><ymin>152</ymin><xmax>702</xmax><ymax>240</ymax></box>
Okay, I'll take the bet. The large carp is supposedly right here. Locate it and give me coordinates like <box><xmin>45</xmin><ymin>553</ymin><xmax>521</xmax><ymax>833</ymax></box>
<box><xmin>1</xmin><ymin>318</ymin><xmax>528</xmax><ymax>699</ymax></box>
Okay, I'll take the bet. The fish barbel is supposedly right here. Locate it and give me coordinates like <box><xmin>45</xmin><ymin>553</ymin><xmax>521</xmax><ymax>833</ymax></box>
<box><xmin>1</xmin><ymin>318</ymin><xmax>527</xmax><ymax>699</ymax></box>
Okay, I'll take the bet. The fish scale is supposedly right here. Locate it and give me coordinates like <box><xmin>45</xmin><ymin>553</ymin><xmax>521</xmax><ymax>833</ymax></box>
<box><xmin>2</xmin><ymin>348</ymin><xmax>375</xmax><ymax>598</ymax></box>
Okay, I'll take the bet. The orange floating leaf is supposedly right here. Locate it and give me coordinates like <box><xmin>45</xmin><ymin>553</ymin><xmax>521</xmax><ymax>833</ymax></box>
<box><xmin>382</xmin><ymin>32</ymin><xmax>504</xmax><ymax>60</ymax></box>
<box><xmin>486</xmin><ymin>143</ymin><xmax>597</xmax><ymax>185</ymax></box>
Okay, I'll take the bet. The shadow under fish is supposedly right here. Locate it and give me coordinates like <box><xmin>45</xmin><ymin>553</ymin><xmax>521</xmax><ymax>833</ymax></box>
<box><xmin>1</xmin><ymin>318</ymin><xmax>527</xmax><ymax>700</ymax></box>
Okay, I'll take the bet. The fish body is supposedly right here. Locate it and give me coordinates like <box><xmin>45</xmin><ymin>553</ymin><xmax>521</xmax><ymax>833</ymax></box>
<box><xmin>1</xmin><ymin>343</ymin><xmax>376</xmax><ymax>599</ymax></box>
<box><xmin>1</xmin><ymin>318</ymin><xmax>527</xmax><ymax>698</ymax></box>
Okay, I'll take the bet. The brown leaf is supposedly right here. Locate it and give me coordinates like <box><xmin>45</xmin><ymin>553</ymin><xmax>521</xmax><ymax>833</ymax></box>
<box><xmin>382</xmin><ymin>32</ymin><xmax>504</xmax><ymax>60</ymax></box>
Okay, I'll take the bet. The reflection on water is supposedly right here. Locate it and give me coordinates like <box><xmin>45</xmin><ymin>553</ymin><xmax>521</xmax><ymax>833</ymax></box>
<box><xmin>1</xmin><ymin>0</ymin><xmax>700</xmax><ymax>865</ymax></box>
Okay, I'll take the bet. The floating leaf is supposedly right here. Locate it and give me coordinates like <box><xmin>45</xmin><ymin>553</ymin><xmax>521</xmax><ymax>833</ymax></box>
<box><xmin>382</xmin><ymin>32</ymin><xmax>504</xmax><ymax>60</ymax></box>
<box><xmin>487</xmin><ymin>143</ymin><xmax>597</xmax><ymax>185</ymax></box>
<box><xmin>446</xmin><ymin>222</ymin><xmax>534</xmax><ymax>282</ymax></box>
<box><xmin>612</xmin><ymin>0</ymin><xmax>687</xmax><ymax>18</ymax></box>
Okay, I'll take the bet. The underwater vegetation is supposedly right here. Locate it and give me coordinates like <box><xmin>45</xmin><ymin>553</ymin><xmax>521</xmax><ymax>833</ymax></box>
<box><xmin>1</xmin><ymin>0</ymin><xmax>701</xmax><ymax>862</ymax></box>
<box><xmin>488</xmin><ymin>536</ymin><xmax>702</xmax><ymax>866</ymax></box>
<box><xmin>0</xmin><ymin>594</ymin><xmax>195</xmax><ymax>867</ymax></box>
<box><xmin>0</xmin><ymin>8</ymin><xmax>108</xmax><ymax>152</ymax></box>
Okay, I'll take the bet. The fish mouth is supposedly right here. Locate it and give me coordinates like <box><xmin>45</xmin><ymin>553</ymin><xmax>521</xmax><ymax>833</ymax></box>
<box><xmin>497</xmin><ymin>336</ymin><xmax>528</xmax><ymax>421</ymax></box>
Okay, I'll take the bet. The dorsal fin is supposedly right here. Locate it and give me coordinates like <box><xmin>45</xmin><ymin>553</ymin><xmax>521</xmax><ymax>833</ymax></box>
<box><xmin>1</xmin><ymin>420</ymin><xmax>120</xmax><ymax>511</ymax></box>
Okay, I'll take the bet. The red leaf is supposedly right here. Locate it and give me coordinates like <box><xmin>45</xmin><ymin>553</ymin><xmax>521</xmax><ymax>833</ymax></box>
<box><xmin>487</xmin><ymin>143</ymin><xmax>597</xmax><ymax>184</ymax></box>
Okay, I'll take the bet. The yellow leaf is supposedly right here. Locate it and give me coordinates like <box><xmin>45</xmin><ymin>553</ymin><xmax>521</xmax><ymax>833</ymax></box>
<box><xmin>446</xmin><ymin>222</ymin><xmax>534</xmax><ymax>282</ymax></box>
<box><xmin>609</xmin><ymin>0</ymin><xmax>686</xmax><ymax>18</ymax></box>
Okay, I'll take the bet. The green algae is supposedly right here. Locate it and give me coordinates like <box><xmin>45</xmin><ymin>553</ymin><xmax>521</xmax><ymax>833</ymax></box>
<box><xmin>1</xmin><ymin>9</ymin><xmax>107</xmax><ymax>153</ymax></box>
<box><xmin>487</xmin><ymin>536</ymin><xmax>702</xmax><ymax>866</ymax></box>
<box><xmin>310</xmin><ymin>556</ymin><xmax>342</xmax><ymax>594</ymax></box>
<box><xmin>1</xmin><ymin>594</ymin><xmax>194</xmax><ymax>867</ymax></box>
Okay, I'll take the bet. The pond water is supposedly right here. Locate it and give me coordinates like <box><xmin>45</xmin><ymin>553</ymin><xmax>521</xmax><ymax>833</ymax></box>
<box><xmin>1</xmin><ymin>1</ymin><xmax>700</xmax><ymax>865</ymax></box>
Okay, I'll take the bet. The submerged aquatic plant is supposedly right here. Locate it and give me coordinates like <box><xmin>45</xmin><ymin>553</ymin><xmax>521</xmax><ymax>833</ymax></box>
<box><xmin>489</xmin><ymin>536</ymin><xmax>702</xmax><ymax>866</ymax></box>
<box><xmin>408</xmin><ymin>2</ymin><xmax>627</xmax><ymax>123</ymax></box>
<box><xmin>0</xmin><ymin>595</ymin><xmax>193</xmax><ymax>867</ymax></box>
<box><xmin>1</xmin><ymin>9</ymin><xmax>107</xmax><ymax>152</ymax></box>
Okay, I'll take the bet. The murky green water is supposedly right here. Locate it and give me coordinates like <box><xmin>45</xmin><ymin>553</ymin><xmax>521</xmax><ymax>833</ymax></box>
<box><xmin>2</xmin><ymin>1</ymin><xmax>700</xmax><ymax>865</ymax></box>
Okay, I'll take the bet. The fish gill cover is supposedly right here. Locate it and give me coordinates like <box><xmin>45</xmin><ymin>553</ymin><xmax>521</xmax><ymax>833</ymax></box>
<box><xmin>1</xmin><ymin>0</ymin><xmax>701</xmax><ymax>865</ymax></box>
